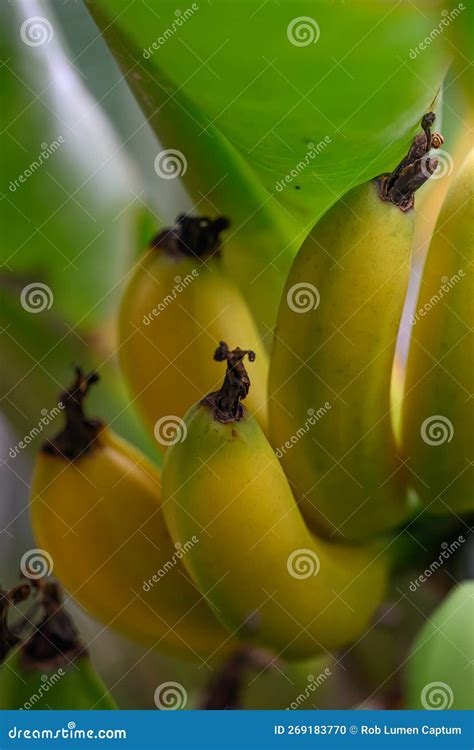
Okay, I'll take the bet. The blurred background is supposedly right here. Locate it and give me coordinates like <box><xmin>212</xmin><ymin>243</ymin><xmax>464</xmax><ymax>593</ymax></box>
<box><xmin>1</xmin><ymin>0</ymin><xmax>472</xmax><ymax>709</ymax></box>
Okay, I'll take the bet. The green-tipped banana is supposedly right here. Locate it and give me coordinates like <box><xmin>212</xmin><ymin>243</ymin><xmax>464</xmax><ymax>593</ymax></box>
<box><xmin>402</xmin><ymin>150</ymin><xmax>473</xmax><ymax>514</ymax></box>
<box><xmin>0</xmin><ymin>581</ymin><xmax>117</xmax><ymax>710</ymax></box>
<box><xmin>268</xmin><ymin>114</ymin><xmax>443</xmax><ymax>540</ymax></box>
<box><xmin>118</xmin><ymin>215</ymin><xmax>269</xmax><ymax>441</ymax></box>
<box><xmin>162</xmin><ymin>345</ymin><xmax>387</xmax><ymax>661</ymax></box>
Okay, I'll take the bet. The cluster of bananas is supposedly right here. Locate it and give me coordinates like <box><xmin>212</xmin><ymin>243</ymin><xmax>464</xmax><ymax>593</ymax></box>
<box><xmin>29</xmin><ymin>115</ymin><xmax>472</xmax><ymax>663</ymax></box>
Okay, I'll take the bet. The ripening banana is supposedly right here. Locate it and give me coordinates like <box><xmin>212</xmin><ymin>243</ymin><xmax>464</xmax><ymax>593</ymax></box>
<box><xmin>118</xmin><ymin>215</ymin><xmax>269</xmax><ymax>443</ymax></box>
<box><xmin>162</xmin><ymin>344</ymin><xmax>387</xmax><ymax>661</ymax></box>
<box><xmin>0</xmin><ymin>581</ymin><xmax>117</xmax><ymax>710</ymax></box>
<box><xmin>30</xmin><ymin>369</ymin><xmax>236</xmax><ymax>662</ymax></box>
<box><xmin>268</xmin><ymin>113</ymin><xmax>444</xmax><ymax>540</ymax></box>
<box><xmin>401</xmin><ymin>150</ymin><xmax>473</xmax><ymax>515</ymax></box>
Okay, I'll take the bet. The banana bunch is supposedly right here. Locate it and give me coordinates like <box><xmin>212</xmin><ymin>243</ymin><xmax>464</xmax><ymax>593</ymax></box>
<box><xmin>30</xmin><ymin>369</ymin><xmax>236</xmax><ymax>662</ymax></box>
<box><xmin>402</xmin><ymin>150</ymin><xmax>473</xmax><ymax>514</ymax></box>
<box><xmin>0</xmin><ymin>580</ymin><xmax>117</xmax><ymax>710</ymax></box>
<box><xmin>118</xmin><ymin>215</ymin><xmax>269</xmax><ymax>442</ymax></box>
<box><xmin>268</xmin><ymin>113</ymin><xmax>445</xmax><ymax>540</ymax></box>
<box><xmin>162</xmin><ymin>344</ymin><xmax>387</xmax><ymax>659</ymax></box>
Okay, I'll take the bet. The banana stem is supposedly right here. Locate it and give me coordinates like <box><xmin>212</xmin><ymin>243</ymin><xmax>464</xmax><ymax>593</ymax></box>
<box><xmin>43</xmin><ymin>367</ymin><xmax>102</xmax><ymax>461</ymax></box>
<box><xmin>378</xmin><ymin>112</ymin><xmax>444</xmax><ymax>211</ymax></box>
<box><xmin>150</xmin><ymin>214</ymin><xmax>230</xmax><ymax>260</ymax></box>
<box><xmin>204</xmin><ymin>341</ymin><xmax>256</xmax><ymax>423</ymax></box>
<box><xmin>0</xmin><ymin>583</ymin><xmax>32</xmax><ymax>664</ymax></box>
<box><xmin>21</xmin><ymin>580</ymin><xmax>85</xmax><ymax>671</ymax></box>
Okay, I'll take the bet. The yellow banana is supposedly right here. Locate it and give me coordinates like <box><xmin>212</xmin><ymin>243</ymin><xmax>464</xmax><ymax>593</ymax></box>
<box><xmin>118</xmin><ymin>215</ymin><xmax>269</xmax><ymax>443</ymax></box>
<box><xmin>30</xmin><ymin>369</ymin><xmax>235</xmax><ymax>662</ymax></box>
<box><xmin>162</xmin><ymin>345</ymin><xmax>387</xmax><ymax>661</ymax></box>
<box><xmin>268</xmin><ymin>114</ymin><xmax>444</xmax><ymax>540</ymax></box>
<box><xmin>401</xmin><ymin>150</ymin><xmax>473</xmax><ymax>514</ymax></box>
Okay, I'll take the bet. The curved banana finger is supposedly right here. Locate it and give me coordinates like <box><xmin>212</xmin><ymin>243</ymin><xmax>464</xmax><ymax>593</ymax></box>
<box><xmin>118</xmin><ymin>215</ymin><xmax>269</xmax><ymax>443</ymax></box>
<box><xmin>162</xmin><ymin>345</ymin><xmax>387</xmax><ymax>661</ymax></box>
<box><xmin>30</xmin><ymin>369</ymin><xmax>236</xmax><ymax>662</ymax></box>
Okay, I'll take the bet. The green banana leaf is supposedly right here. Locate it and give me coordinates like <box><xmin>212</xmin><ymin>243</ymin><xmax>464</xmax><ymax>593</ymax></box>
<box><xmin>406</xmin><ymin>582</ymin><xmax>474</xmax><ymax>710</ymax></box>
<box><xmin>1</xmin><ymin>0</ymin><xmax>136</xmax><ymax>327</ymax></box>
<box><xmin>85</xmin><ymin>0</ymin><xmax>449</xmax><ymax>334</ymax></box>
